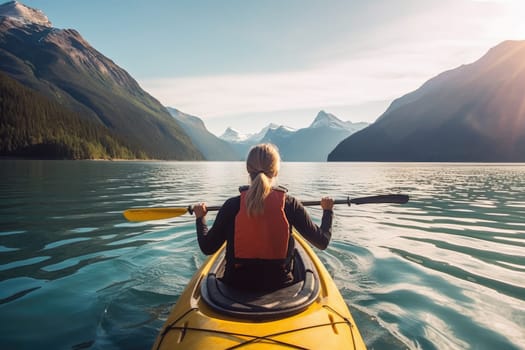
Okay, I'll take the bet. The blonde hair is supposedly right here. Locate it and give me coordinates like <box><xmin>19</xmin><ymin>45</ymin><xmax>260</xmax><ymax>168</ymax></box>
<box><xmin>245</xmin><ymin>143</ymin><xmax>281</xmax><ymax>216</ymax></box>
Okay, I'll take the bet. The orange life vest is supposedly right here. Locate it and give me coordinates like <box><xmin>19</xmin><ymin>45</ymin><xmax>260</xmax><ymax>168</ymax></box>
<box><xmin>234</xmin><ymin>188</ymin><xmax>290</xmax><ymax>260</ymax></box>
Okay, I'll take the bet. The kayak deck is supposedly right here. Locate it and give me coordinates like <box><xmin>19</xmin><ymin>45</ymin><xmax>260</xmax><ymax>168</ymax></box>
<box><xmin>152</xmin><ymin>233</ymin><xmax>366</xmax><ymax>349</ymax></box>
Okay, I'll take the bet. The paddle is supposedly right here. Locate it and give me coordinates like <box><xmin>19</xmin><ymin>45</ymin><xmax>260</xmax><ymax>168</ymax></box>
<box><xmin>123</xmin><ymin>194</ymin><xmax>409</xmax><ymax>222</ymax></box>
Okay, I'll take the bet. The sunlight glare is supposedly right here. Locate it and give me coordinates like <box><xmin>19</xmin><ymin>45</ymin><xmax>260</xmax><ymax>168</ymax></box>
<box><xmin>478</xmin><ymin>0</ymin><xmax>525</xmax><ymax>39</ymax></box>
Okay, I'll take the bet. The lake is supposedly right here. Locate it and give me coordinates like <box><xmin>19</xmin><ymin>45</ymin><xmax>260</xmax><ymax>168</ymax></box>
<box><xmin>0</xmin><ymin>160</ymin><xmax>524</xmax><ymax>350</ymax></box>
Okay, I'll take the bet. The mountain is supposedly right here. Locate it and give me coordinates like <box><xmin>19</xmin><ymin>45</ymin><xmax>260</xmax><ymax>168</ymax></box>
<box><xmin>220</xmin><ymin>111</ymin><xmax>368</xmax><ymax>161</ymax></box>
<box><xmin>263</xmin><ymin>111</ymin><xmax>368</xmax><ymax>161</ymax></box>
<box><xmin>259</xmin><ymin>125</ymin><xmax>297</xmax><ymax>159</ymax></box>
<box><xmin>219</xmin><ymin>123</ymin><xmax>287</xmax><ymax>159</ymax></box>
<box><xmin>167</xmin><ymin>107</ymin><xmax>239</xmax><ymax>161</ymax></box>
<box><xmin>309</xmin><ymin>110</ymin><xmax>367</xmax><ymax>132</ymax></box>
<box><xmin>220</xmin><ymin>127</ymin><xmax>248</xmax><ymax>143</ymax></box>
<box><xmin>0</xmin><ymin>1</ymin><xmax>202</xmax><ymax>160</ymax></box>
<box><xmin>220</xmin><ymin>123</ymin><xmax>283</xmax><ymax>143</ymax></box>
<box><xmin>262</xmin><ymin>125</ymin><xmax>296</xmax><ymax>143</ymax></box>
<box><xmin>329</xmin><ymin>40</ymin><xmax>525</xmax><ymax>162</ymax></box>
<box><xmin>248</xmin><ymin>123</ymin><xmax>283</xmax><ymax>143</ymax></box>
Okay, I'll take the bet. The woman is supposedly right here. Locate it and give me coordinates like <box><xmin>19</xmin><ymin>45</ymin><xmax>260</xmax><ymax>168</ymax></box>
<box><xmin>193</xmin><ymin>143</ymin><xmax>334</xmax><ymax>291</ymax></box>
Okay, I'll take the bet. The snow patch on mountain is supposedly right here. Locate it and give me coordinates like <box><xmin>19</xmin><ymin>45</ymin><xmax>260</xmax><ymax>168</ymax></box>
<box><xmin>0</xmin><ymin>1</ymin><xmax>52</xmax><ymax>27</ymax></box>
<box><xmin>220</xmin><ymin>127</ymin><xmax>249</xmax><ymax>142</ymax></box>
<box><xmin>220</xmin><ymin>123</ymin><xmax>296</xmax><ymax>143</ymax></box>
<box><xmin>309</xmin><ymin>110</ymin><xmax>352</xmax><ymax>130</ymax></box>
<box><xmin>248</xmin><ymin>123</ymin><xmax>282</xmax><ymax>142</ymax></box>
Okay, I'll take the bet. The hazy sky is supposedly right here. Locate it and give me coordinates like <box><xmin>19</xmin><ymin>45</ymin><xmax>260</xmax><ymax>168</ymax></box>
<box><xmin>20</xmin><ymin>0</ymin><xmax>525</xmax><ymax>135</ymax></box>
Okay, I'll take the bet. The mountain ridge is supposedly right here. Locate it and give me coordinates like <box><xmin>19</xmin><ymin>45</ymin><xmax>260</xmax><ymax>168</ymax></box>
<box><xmin>167</xmin><ymin>107</ymin><xmax>239</xmax><ymax>161</ymax></box>
<box><xmin>0</xmin><ymin>1</ymin><xmax>203</xmax><ymax>160</ymax></box>
<box><xmin>329</xmin><ymin>40</ymin><xmax>525</xmax><ymax>162</ymax></box>
<box><xmin>219</xmin><ymin>111</ymin><xmax>368</xmax><ymax>161</ymax></box>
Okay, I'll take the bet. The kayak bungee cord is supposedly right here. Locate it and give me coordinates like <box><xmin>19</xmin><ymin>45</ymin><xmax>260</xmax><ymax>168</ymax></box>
<box><xmin>224</xmin><ymin>318</ymin><xmax>353</xmax><ymax>350</ymax></box>
<box><xmin>322</xmin><ymin>304</ymin><xmax>359</xmax><ymax>350</ymax></box>
<box><xmin>156</xmin><ymin>307</ymin><xmax>198</xmax><ymax>349</ymax></box>
<box><xmin>155</xmin><ymin>306</ymin><xmax>357</xmax><ymax>350</ymax></box>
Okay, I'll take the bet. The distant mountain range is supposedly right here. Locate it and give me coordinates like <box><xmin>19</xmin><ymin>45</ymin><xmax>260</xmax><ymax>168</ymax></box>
<box><xmin>214</xmin><ymin>111</ymin><xmax>368</xmax><ymax>161</ymax></box>
<box><xmin>165</xmin><ymin>110</ymin><xmax>367</xmax><ymax>161</ymax></box>
<box><xmin>0</xmin><ymin>1</ymin><xmax>202</xmax><ymax>160</ymax></box>
<box><xmin>329</xmin><ymin>40</ymin><xmax>525</xmax><ymax>162</ymax></box>
<box><xmin>219</xmin><ymin>123</ymin><xmax>285</xmax><ymax>160</ymax></box>
<box><xmin>262</xmin><ymin>111</ymin><xmax>368</xmax><ymax>161</ymax></box>
<box><xmin>220</xmin><ymin>123</ymin><xmax>286</xmax><ymax>144</ymax></box>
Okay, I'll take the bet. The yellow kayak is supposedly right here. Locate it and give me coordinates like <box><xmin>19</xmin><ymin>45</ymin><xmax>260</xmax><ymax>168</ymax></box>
<box><xmin>152</xmin><ymin>232</ymin><xmax>367</xmax><ymax>349</ymax></box>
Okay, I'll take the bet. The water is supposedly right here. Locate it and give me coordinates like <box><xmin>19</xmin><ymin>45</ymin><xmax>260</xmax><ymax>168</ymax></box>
<box><xmin>0</xmin><ymin>160</ymin><xmax>524</xmax><ymax>350</ymax></box>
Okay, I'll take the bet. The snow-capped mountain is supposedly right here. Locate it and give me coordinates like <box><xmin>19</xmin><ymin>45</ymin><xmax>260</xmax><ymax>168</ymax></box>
<box><xmin>0</xmin><ymin>1</ymin><xmax>51</xmax><ymax>27</ymax></box>
<box><xmin>260</xmin><ymin>126</ymin><xmax>296</xmax><ymax>146</ymax></box>
<box><xmin>220</xmin><ymin>123</ymin><xmax>292</xmax><ymax>144</ymax></box>
<box><xmin>248</xmin><ymin>123</ymin><xmax>285</xmax><ymax>143</ymax></box>
<box><xmin>309</xmin><ymin>110</ymin><xmax>368</xmax><ymax>132</ymax></box>
<box><xmin>220</xmin><ymin>127</ymin><xmax>250</xmax><ymax>143</ymax></box>
<box><xmin>309</xmin><ymin>110</ymin><xmax>347</xmax><ymax>129</ymax></box>
<box><xmin>271</xmin><ymin>111</ymin><xmax>368</xmax><ymax>161</ymax></box>
<box><xmin>219</xmin><ymin>123</ymin><xmax>297</xmax><ymax>159</ymax></box>
<box><xmin>218</xmin><ymin>111</ymin><xmax>368</xmax><ymax>161</ymax></box>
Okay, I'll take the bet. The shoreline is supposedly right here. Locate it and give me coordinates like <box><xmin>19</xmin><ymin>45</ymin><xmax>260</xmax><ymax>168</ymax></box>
<box><xmin>1</xmin><ymin>157</ymin><xmax>525</xmax><ymax>164</ymax></box>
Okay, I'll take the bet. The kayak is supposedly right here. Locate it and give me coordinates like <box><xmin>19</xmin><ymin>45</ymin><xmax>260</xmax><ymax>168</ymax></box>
<box><xmin>151</xmin><ymin>232</ymin><xmax>367</xmax><ymax>349</ymax></box>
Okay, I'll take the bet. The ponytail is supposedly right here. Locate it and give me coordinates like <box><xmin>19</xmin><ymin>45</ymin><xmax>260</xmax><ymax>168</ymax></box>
<box><xmin>245</xmin><ymin>144</ymin><xmax>280</xmax><ymax>216</ymax></box>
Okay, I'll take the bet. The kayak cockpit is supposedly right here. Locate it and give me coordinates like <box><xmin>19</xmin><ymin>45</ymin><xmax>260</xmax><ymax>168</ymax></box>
<box><xmin>200</xmin><ymin>242</ymin><xmax>320</xmax><ymax>320</ymax></box>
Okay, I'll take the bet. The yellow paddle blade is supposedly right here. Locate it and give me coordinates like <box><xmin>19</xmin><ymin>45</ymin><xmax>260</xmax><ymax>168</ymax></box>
<box><xmin>123</xmin><ymin>207</ymin><xmax>189</xmax><ymax>221</ymax></box>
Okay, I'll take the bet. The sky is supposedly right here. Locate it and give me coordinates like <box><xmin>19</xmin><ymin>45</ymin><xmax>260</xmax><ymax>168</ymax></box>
<box><xmin>18</xmin><ymin>0</ymin><xmax>525</xmax><ymax>136</ymax></box>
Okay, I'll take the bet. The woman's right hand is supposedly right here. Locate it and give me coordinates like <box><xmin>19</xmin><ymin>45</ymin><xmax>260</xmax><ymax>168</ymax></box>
<box><xmin>193</xmin><ymin>203</ymin><xmax>207</xmax><ymax>218</ymax></box>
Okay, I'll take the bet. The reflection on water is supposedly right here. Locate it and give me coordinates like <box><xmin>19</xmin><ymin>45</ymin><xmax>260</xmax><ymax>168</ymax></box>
<box><xmin>0</xmin><ymin>161</ymin><xmax>524</xmax><ymax>350</ymax></box>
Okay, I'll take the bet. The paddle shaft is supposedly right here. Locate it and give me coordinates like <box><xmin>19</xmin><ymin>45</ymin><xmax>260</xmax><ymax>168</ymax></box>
<box><xmin>194</xmin><ymin>194</ymin><xmax>409</xmax><ymax>213</ymax></box>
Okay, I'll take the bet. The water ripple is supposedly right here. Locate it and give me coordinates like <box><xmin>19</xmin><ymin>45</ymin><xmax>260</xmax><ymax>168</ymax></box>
<box><xmin>1</xmin><ymin>161</ymin><xmax>524</xmax><ymax>350</ymax></box>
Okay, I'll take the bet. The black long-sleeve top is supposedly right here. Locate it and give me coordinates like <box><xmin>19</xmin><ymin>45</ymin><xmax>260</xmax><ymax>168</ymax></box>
<box><xmin>196</xmin><ymin>193</ymin><xmax>333</xmax><ymax>290</ymax></box>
